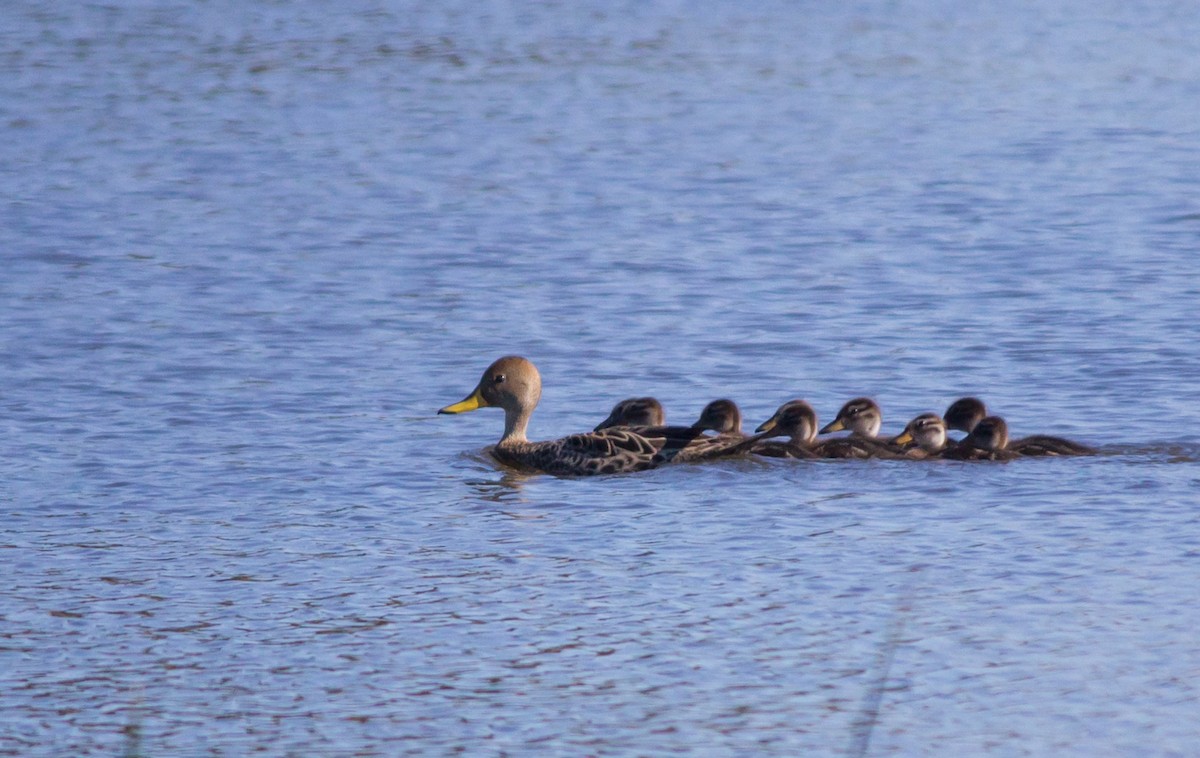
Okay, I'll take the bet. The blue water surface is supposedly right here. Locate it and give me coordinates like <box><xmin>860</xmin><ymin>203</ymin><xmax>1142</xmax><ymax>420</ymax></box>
<box><xmin>3</xmin><ymin>1</ymin><xmax>1200</xmax><ymax>755</ymax></box>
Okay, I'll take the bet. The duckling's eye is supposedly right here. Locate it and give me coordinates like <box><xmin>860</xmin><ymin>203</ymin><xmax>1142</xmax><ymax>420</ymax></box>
<box><xmin>493</xmin><ymin>374</ymin><xmax>506</xmax><ymax>384</ymax></box>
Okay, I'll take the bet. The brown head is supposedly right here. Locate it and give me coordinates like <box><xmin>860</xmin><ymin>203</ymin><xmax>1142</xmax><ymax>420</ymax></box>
<box><xmin>755</xmin><ymin>400</ymin><xmax>819</xmax><ymax>445</ymax></box>
<box><xmin>438</xmin><ymin>356</ymin><xmax>543</xmax><ymax>442</ymax></box>
<box><xmin>819</xmin><ymin>397</ymin><xmax>882</xmax><ymax>437</ymax></box>
<box><xmin>893</xmin><ymin>413</ymin><xmax>947</xmax><ymax>452</ymax></box>
<box><xmin>692</xmin><ymin>399</ymin><xmax>743</xmax><ymax>435</ymax></box>
<box><xmin>944</xmin><ymin>397</ymin><xmax>987</xmax><ymax>434</ymax></box>
<box><xmin>594</xmin><ymin>397</ymin><xmax>666</xmax><ymax>431</ymax></box>
<box><xmin>964</xmin><ymin>415</ymin><xmax>1010</xmax><ymax>451</ymax></box>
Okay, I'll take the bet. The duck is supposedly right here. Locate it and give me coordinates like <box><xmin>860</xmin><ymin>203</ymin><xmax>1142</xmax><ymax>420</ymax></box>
<box><xmin>943</xmin><ymin>397</ymin><xmax>987</xmax><ymax>439</ymax></box>
<box><xmin>751</xmin><ymin>400</ymin><xmax>822</xmax><ymax>459</ymax></box>
<box><xmin>691</xmin><ymin>398</ymin><xmax>746</xmax><ymax>438</ymax></box>
<box><xmin>438</xmin><ymin>356</ymin><xmax>759</xmax><ymax>476</ymax></box>
<box><xmin>594</xmin><ymin>397</ymin><xmax>666</xmax><ymax>430</ymax></box>
<box><xmin>943</xmin><ymin>397</ymin><xmax>1094</xmax><ymax>456</ymax></box>
<box><xmin>939</xmin><ymin>415</ymin><xmax>1020</xmax><ymax>461</ymax></box>
<box><xmin>891</xmin><ymin>413</ymin><xmax>952</xmax><ymax>459</ymax></box>
<box><xmin>817</xmin><ymin>397</ymin><xmax>905</xmax><ymax>459</ymax></box>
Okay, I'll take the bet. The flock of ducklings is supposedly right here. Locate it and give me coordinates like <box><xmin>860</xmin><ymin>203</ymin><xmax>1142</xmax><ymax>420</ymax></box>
<box><xmin>439</xmin><ymin>356</ymin><xmax>1095</xmax><ymax>476</ymax></box>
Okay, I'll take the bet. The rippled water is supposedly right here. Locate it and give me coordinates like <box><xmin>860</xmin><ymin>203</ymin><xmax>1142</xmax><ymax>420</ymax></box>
<box><xmin>4</xmin><ymin>1</ymin><xmax>1200</xmax><ymax>755</ymax></box>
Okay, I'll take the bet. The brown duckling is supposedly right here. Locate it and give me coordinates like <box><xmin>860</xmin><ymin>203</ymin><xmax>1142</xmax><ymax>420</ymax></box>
<box><xmin>751</xmin><ymin>400</ymin><xmax>821</xmax><ymax>459</ymax></box>
<box><xmin>943</xmin><ymin>397</ymin><xmax>987</xmax><ymax>438</ymax></box>
<box><xmin>817</xmin><ymin>397</ymin><xmax>905</xmax><ymax>459</ymax></box>
<box><xmin>944</xmin><ymin>397</ymin><xmax>1094</xmax><ymax>456</ymax></box>
<box><xmin>439</xmin><ymin>357</ymin><xmax>758</xmax><ymax>476</ymax></box>
<box><xmin>940</xmin><ymin>415</ymin><xmax>1020</xmax><ymax>461</ymax></box>
<box><xmin>820</xmin><ymin>397</ymin><xmax>883</xmax><ymax>438</ymax></box>
<box><xmin>691</xmin><ymin>398</ymin><xmax>746</xmax><ymax>438</ymax></box>
<box><xmin>892</xmin><ymin>413</ymin><xmax>952</xmax><ymax>459</ymax></box>
<box><xmin>594</xmin><ymin>397</ymin><xmax>666</xmax><ymax>431</ymax></box>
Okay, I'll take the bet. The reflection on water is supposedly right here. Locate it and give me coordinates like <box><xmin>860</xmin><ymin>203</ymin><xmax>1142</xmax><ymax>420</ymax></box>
<box><xmin>4</xmin><ymin>0</ymin><xmax>1200</xmax><ymax>755</ymax></box>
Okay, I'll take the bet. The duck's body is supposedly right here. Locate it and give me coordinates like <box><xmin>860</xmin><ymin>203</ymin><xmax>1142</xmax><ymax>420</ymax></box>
<box><xmin>939</xmin><ymin>415</ymin><xmax>1020</xmax><ymax>461</ymax></box>
<box><xmin>1008</xmin><ymin>434</ymin><xmax>1096</xmax><ymax>457</ymax></box>
<box><xmin>943</xmin><ymin>397</ymin><xmax>1094</xmax><ymax>456</ymax></box>
<box><xmin>488</xmin><ymin>424</ymin><xmax>746</xmax><ymax>475</ymax></box>
<box><xmin>439</xmin><ymin>357</ymin><xmax>757</xmax><ymax>476</ymax></box>
<box><xmin>595</xmin><ymin>397</ymin><xmax>666</xmax><ymax>430</ymax></box>
<box><xmin>892</xmin><ymin>413</ymin><xmax>951</xmax><ymax>459</ymax></box>
<box><xmin>817</xmin><ymin>397</ymin><xmax>906</xmax><ymax>459</ymax></box>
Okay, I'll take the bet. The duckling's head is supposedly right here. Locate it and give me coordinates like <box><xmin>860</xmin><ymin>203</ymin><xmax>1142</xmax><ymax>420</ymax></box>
<box><xmin>594</xmin><ymin>397</ymin><xmax>665</xmax><ymax>431</ymax></box>
<box><xmin>692</xmin><ymin>399</ymin><xmax>742</xmax><ymax>434</ymax></box>
<box><xmin>893</xmin><ymin>413</ymin><xmax>947</xmax><ymax>452</ymax></box>
<box><xmin>438</xmin><ymin>356</ymin><xmax>542</xmax><ymax>441</ymax></box>
<box><xmin>819</xmin><ymin>397</ymin><xmax>882</xmax><ymax>437</ymax></box>
<box><xmin>965</xmin><ymin>415</ymin><xmax>1009</xmax><ymax>451</ymax></box>
<box><xmin>944</xmin><ymin>397</ymin><xmax>986</xmax><ymax>433</ymax></box>
<box><xmin>755</xmin><ymin>400</ymin><xmax>818</xmax><ymax>445</ymax></box>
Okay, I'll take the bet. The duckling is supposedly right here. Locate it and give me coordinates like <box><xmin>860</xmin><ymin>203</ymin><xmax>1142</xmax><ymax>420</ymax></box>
<box><xmin>594</xmin><ymin>397</ymin><xmax>666</xmax><ymax>431</ymax></box>
<box><xmin>751</xmin><ymin>400</ymin><xmax>821</xmax><ymax>459</ymax></box>
<box><xmin>892</xmin><ymin>413</ymin><xmax>951</xmax><ymax>459</ymax></box>
<box><xmin>691</xmin><ymin>398</ymin><xmax>746</xmax><ymax>438</ymax></box>
<box><xmin>817</xmin><ymin>397</ymin><xmax>905</xmax><ymax>459</ymax></box>
<box><xmin>820</xmin><ymin>397</ymin><xmax>883</xmax><ymax>438</ymax></box>
<box><xmin>943</xmin><ymin>397</ymin><xmax>1093</xmax><ymax>456</ymax></box>
<box><xmin>943</xmin><ymin>397</ymin><xmax>987</xmax><ymax>438</ymax></box>
<box><xmin>439</xmin><ymin>357</ymin><xmax>759</xmax><ymax>476</ymax></box>
<box><xmin>940</xmin><ymin>415</ymin><xmax>1020</xmax><ymax>461</ymax></box>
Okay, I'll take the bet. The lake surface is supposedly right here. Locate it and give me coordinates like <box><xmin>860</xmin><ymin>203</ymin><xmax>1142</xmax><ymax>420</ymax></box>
<box><xmin>3</xmin><ymin>1</ymin><xmax>1200</xmax><ymax>755</ymax></box>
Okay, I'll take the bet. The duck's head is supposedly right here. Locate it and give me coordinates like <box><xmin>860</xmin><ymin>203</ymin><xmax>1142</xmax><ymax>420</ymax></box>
<box><xmin>944</xmin><ymin>397</ymin><xmax>986</xmax><ymax>433</ymax></box>
<box><xmin>965</xmin><ymin>415</ymin><xmax>1009</xmax><ymax>451</ymax></box>
<box><xmin>692</xmin><ymin>399</ymin><xmax>742</xmax><ymax>434</ymax></box>
<box><xmin>819</xmin><ymin>397</ymin><xmax>882</xmax><ymax>437</ymax></box>
<box><xmin>893</xmin><ymin>413</ymin><xmax>947</xmax><ymax>452</ymax></box>
<box><xmin>438</xmin><ymin>356</ymin><xmax>542</xmax><ymax>442</ymax></box>
<box><xmin>755</xmin><ymin>400</ymin><xmax>818</xmax><ymax>445</ymax></box>
<box><xmin>594</xmin><ymin>396</ymin><xmax>665</xmax><ymax>431</ymax></box>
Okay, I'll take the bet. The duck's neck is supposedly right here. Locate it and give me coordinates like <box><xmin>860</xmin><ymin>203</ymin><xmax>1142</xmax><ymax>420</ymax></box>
<box><xmin>922</xmin><ymin>432</ymin><xmax>946</xmax><ymax>452</ymax></box>
<box><xmin>853</xmin><ymin>420</ymin><xmax>881</xmax><ymax>438</ymax></box>
<box><xmin>500</xmin><ymin>406</ymin><xmax>532</xmax><ymax>445</ymax></box>
<box><xmin>793</xmin><ymin>425</ymin><xmax>816</xmax><ymax>446</ymax></box>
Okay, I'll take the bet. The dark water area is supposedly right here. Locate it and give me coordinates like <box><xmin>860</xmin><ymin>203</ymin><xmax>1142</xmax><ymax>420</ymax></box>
<box><xmin>3</xmin><ymin>1</ymin><xmax>1200</xmax><ymax>755</ymax></box>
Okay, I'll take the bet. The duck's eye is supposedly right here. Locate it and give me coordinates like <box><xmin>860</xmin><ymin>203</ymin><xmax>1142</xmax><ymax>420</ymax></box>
<box><xmin>493</xmin><ymin>374</ymin><xmax>506</xmax><ymax>384</ymax></box>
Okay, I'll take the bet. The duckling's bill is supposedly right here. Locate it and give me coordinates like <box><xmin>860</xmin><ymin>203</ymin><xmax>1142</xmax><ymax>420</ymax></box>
<box><xmin>439</xmin><ymin>387</ymin><xmax>488</xmax><ymax>414</ymax></box>
<box><xmin>819</xmin><ymin>419</ymin><xmax>846</xmax><ymax>434</ymax></box>
<box><xmin>892</xmin><ymin>430</ymin><xmax>914</xmax><ymax>446</ymax></box>
<box><xmin>755</xmin><ymin>417</ymin><xmax>778</xmax><ymax>434</ymax></box>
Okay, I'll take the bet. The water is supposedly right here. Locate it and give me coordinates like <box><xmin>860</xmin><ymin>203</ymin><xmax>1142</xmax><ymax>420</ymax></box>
<box><xmin>3</xmin><ymin>1</ymin><xmax>1200</xmax><ymax>754</ymax></box>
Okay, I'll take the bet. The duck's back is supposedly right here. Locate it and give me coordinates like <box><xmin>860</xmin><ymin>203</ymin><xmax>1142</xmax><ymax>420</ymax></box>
<box><xmin>1008</xmin><ymin>434</ymin><xmax>1095</xmax><ymax>456</ymax></box>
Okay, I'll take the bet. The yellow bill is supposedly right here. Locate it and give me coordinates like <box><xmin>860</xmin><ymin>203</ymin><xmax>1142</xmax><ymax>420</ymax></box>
<box><xmin>893</xmin><ymin>431</ymin><xmax>913</xmax><ymax>446</ymax></box>
<box><xmin>820</xmin><ymin>419</ymin><xmax>846</xmax><ymax>434</ymax></box>
<box><xmin>438</xmin><ymin>387</ymin><xmax>488</xmax><ymax>414</ymax></box>
<box><xmin>754</xmin><ymin>417</ymin><xmax>778</xmax><ymax>434</ymax></box>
